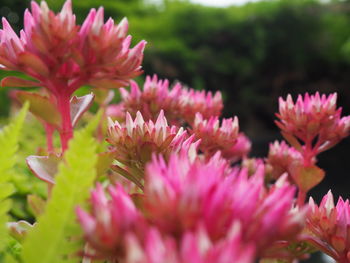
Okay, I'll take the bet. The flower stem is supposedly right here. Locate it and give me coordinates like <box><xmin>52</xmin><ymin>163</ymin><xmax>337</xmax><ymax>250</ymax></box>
<box><xmin>57</xmin><ymin>94</ymin><xmax>73</xmax><ymax>152</ymax></box>
<box><xmin>297</xmin><ymin>189</ymin><xmax>306</xmax><ymax>207</ymax></box>
<box><xmin>44</xmin><ymin>123</ymin><xmax>55</xmax><ymax>154</ymax></box>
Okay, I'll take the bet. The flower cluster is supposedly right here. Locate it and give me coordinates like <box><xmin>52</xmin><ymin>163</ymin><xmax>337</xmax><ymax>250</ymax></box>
<box><xmin>79</xmin><ymin>195</ymin><xmax>255</xmax><ymax>263</ymax></box>
<box><xmin>0</xmin><ymin>0</ymin><xmax>146</xmax><ymax>151</ymax></box>
<box><xmin>107</xmin><ymin>110</ymin><xmax>191</xmax><ymax>188</ymax></box>
<box><xmin>276</xmin><ymin>93</ymin><xmax>350</xmax><ymax>164</ymax></box>
<box><xmin>275</xmin><ymin>93</ymin><xmax>350</xmax><ymax>206</ymax></box>
<box><xmin>77</xmin><ymin>151</ymin><xmax>306</xmax><ymax>262</ymax></box>
<box><xmin>2</xmin><ymin>1</ymin><xmax>350</xmax><ymax>263</ymax></box>
<box><xmin>266</xmin><ymin>140</ymin><xmax>303</xmax><ymax>180</ymax></box>
<box><xmin>0</xmin><ymin>0</ymin><xmax>145</xmax><ymax>92</ymax></box>
<box><xmin>191</xmin><ymin>113</ymin><xmax>250</xmax><ymax>161</ymax></box>
<box><xmin>306</xmin><ymin>191</ymin><xmax>350</xmax><ymax>263</ymax></box>
<box><xmin>119</xmin><ymin>75</ymin><xmax>223</xmax><ymax>125</ymax></box>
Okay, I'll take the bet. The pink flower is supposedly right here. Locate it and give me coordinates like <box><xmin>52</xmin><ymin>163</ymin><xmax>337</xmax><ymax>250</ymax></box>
<box><xmin>144</xmin><ymin>152</ymin><xmax>305</xmax><ymax>256</ymax></box>
<box><xmin>120</xmin><ymin>75</ymin><xmax>183</xmax><ymax>123</ymax></box>
<box><xmin>276</xmin><ymin>93</ymin><xmax>350</xmax><ymax>164</ymax></box>
<box><xmin>79</xmin><ymin>9</ymin><xmax>146</xmax><ymax>89</ymax></box>
<box><xmin>180</xmin><ymin>87</ymin><xmax>223</xmax><ymax>124</ymax></box>
<box><xmin>125</xmin><ymin>225</ymin><xmax>255</xmax><ymax>263</ymax></box>
<box><xmin>107</xmin><ymin>110</ymin><xmax>191</xmax><ymax>188</ymax></box>
<box><xmin>120</xmin><ymin>74</ymin><xmax>223</xmax><ymax>125</ymax></box>
<box><xmin>228</xmin><ymin>133</ymin><xmax>252</xmax><ymax>161</ymax></box>
<box><xmin>306</xmin><ymin>191</ymin><xmax>350</xmax><ymax>263</ymax></box>
<box><xmin>191</xmin><ymin>113</ymin><xmax>246</xmax><ymax>161</ymax></box>
<box><xmin>78</xmin><ymin>152</ymin><xmax>306</xmax><ymax>261</ymax></box>
<box><xmin>144</xmin><ymin>151</ymin><xmax>230</xmax><ymax>240</ymax></box>
<box><xmin>76</xmin><ymin>184</ymin><xmax>146</xmax><ymax>260</ymax></box>
<box><xmin>105</xmin><ymin>103</ymin><xmax>125</xmax><ymax>122</ymax></box>
<box><xmin>78</xmin><ymin>184</ymin><xmax>255</xmax><ymax>263</ymax></box>
<box><xmin>266</xmin><ymin>140</ymin><xmax>303</xmax><ymax>180</ymax></box>
<box><xmin>0</xmin><ymin>0</ymin><xmax>146</xmax><ymax>151</ymax></box>
<box><xmin>0</xmin><ymin>0</ymin><xmax>145</xmax><ymax>93</ymax></box>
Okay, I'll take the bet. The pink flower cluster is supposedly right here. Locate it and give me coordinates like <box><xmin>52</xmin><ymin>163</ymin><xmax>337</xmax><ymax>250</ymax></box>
<box><xmin>77</xmin><ymin>152</ymin><xmax>305</xmax><ymax>262</ymax></box>
<box><xmin>272</xmin><ymin>93</ymin><xmax>350</xmax><ymax>206</ymax></box>
<box><xmin>307</xmin><ymin>191</ymin><xmax>350</xmax><ymax>263</ymax></box>
<box><xmin>118</xmin><ymin>75</ymin><xmax>223</xmax><ymax>125</ymax></box>
<box><xmin>107</xmin><ymin>110</ymin><xmax>193</xmax><ymax>188</ymax></box>
<box><xmin>0</xmin><ymin>0</ymin><xmax>146</xmax><ymax>151</ymax></box>
<box><xmin>191</xmin><ymin>113</ymin><xmax>250</xmax><ymax>161</ymax></box>
<box><xmin>276</xmin><ymin>93</ymin><xmax>350</xmax><ymax>165</ymax></box>
<box><xmin>267</xmin><ymin>140</ymin><xmax>303</xmax><ymax>180</ymax></box>
<box><xmin>0</xmin><ymin>0</ymin><xmax>145</xmax><ymax>93</ymax></box>
<box><xmin>2</xmin><ymin>1</ymin><xmax>350</xmax><ymax>263</ymax></box>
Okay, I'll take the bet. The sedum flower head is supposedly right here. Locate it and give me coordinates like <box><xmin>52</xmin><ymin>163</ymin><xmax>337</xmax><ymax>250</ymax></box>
<box><xmin>266</xmin><ymin>140</ymin><xmax>303</xmax><ymax>180</ymax></box>
<box><xmin>306</xmin><ymin>191</ymin><xmax>350</xmax><ymax>263</ymax></box>
<box><xmin>76</xmin><ymin>184</ymin><xmax>146</xmax><ymax>261</ymax></box>
<box><xmin>276</xmin><ymin>93</ymin><xmax>350</xmax><ymax>156</ymax></box>
<box><xmin>144</xmin><ymin>152</ymin><xmax>305</xmax><ymax>256</ymax></box>
<box><xmin>77</xmin><ymin>183</ymin><xmax>255</xmax><ymax>262</ymax></box>
<box><xmin>191</xmin><ymin>113</ymin><xmax>249</xmax><ymax>161</ymax></box>
<box><xmin>180</xmin><ymin>86</ymin><xmax>223</xmax><ymax>124</ymax></box>
<box><xmin>107</xmin><ymin>110</ymin><xmax>190</xmax><ymax>188</ymax></box>
<box><xmin>79</xmin><ymin>8</ymin><xmax>146</xmax><ymax>89</ymax></box>
<box><xmin>77</xmin><ymin>151</ymin><xmax>306</xmax><ymax>261</ymax></box>
<box><xmin>0</xmin><ymin>0</ymin><xmax>146</xmax><ymax>95</ymax></box>
<box><xmin>120</xmin><ymin>75</ymin><xmax>183</xmax><ymax>123</ymax></box>
<box><xmin>125</xmin><ymin>225</ymin><xmax>255</xmax><ymax>263</ymax></box>
<box><xmin>119</xmin><ymin>74</ymin><xmax>223</xmax><ymax>125</ymax></box>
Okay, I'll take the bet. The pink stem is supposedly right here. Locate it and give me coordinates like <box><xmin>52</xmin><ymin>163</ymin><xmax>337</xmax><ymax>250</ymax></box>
<box><xmin>44</xmin><ymin>123</ymin><xmax>55</xmax><ymax>154</ymax></box>
<box><xmin>303</xmin><ymin>139</ymin><xmax>314</xmax><ymax>167</ymax></box>
<box><xmin>297</xmin><ymin>139</ymin><xmax>317</xmax><ymax>206</ymax></box>
<box><xmin>297</xmin><ymin>189</ymin><xmax>306</xmax><ymax>207</ymax></box>
<box><xmin>57</xmin><ymin>94</ymin><xmax>73</xmax><ymax>152</ymax></box>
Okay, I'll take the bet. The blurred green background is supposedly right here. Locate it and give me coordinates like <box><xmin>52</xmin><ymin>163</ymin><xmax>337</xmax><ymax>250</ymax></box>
<box><xmin>0</xmin><ymin>0</ymin><xmax>349</xmax><ymax>261</ymax></box>
<box><xmin>1</xmin><ymin>0</ymin><xmax>350</xmax><ymax>200</ymax></box>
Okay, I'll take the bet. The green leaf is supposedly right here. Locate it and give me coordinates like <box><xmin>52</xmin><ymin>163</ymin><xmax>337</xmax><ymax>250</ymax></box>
<box><xmin>21</xmin><ymin>115</ymin><xmax>99</xmax><ymax>263</ymax></box>
<box><xmin>0</xmin><ymin>103</ymin><xmax>28</xmax><ymax>252</ymax></box>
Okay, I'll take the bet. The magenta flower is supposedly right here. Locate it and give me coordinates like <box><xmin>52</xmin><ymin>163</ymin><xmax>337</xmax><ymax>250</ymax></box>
<box><xmin>144</xmin><ymin>152</ymin><xmax>305</xmax><ymax>256</ymax></box>
<box><xmin>107</xmin><ymin>110</ymin><xmax>191</xmax><ymax>188</ymax></box>
<box><xmin>266</xmin><ymin>140</ymin><xmax>303</xmax><ymax>180</ymax></box>
<box><xmin>77</xmin><ymin>183</ymin><xmax>255</xmax><ymax>262</ymax></box>
<box><xmin>228</xmin><ymin>133</ymin><xmax>252</xmax><ymax>162</ymax></box>
<box><xmin>125</xmin><ymin>225</ymin><xmax>255</xmax><ymax>263</ymax></box>
<box><xmin>275</xmin><ymin>93</ymin><xmax>349</xmax><ymax>205</ymax></box>
<box><xmin>105</xmin><ymin>103</ymin><xmax>125</xmax><ymax>122</ymax></box>
<box><xmin>143</xmin><ymin>152</ymin><xmax>230</xmax><ymax>240</ymax></box>
<box><xmin>180</xmin><ymin>87</ymin><xmax>223</xmax><ymax>124</ymax></box>
<box><xmin>120</xmin><ymin>75</ymin><xmax>183</xmax><ymax>123</ymax></box>
<box><xmin>78</xmin><ymin>151</ymin><xmax>306</xmax><ymax>261</ymax></box>
<box><xmin>76</xmin><ymin>184</ymin><xmax>146</xmax><ymax>261</ymax></box>
<box><xmin>276</xmin><ymin>93</ymin><xmax>350</xmax><ymax>165</ymax></box>
<box><xmin>119</xmin><ymin>74</ymin><xmax>223</xmax><ymax>125</ymax></box>
<box><xmin>191</xmin><ymin>113</ymin><xmax>250</xmax><ymax>161</ymax></box>
<box><xmin>79</xmin><ymin>8</ymin><xmax>146</xmax><ymax>88</ymax></box>
<box><xmin>0</xmin><ymin>0</ymin><xmax>146</xmax><ymax>151</ymax></box>
<box><xmin>306</xmin><ymin>191</ymin><xmax>350</xmax><ymax>263</ymax></box>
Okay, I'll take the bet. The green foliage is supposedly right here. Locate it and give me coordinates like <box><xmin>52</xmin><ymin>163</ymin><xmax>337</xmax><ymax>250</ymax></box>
<box><xmin>21</xmin><ymin>116</ymin><xmax>100</xmax><ymax>263</ymax></box>
<box><xmin>0</xmin><ymin>103</ymin><xmax>28</xmax><ymax>252</ymax></box>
